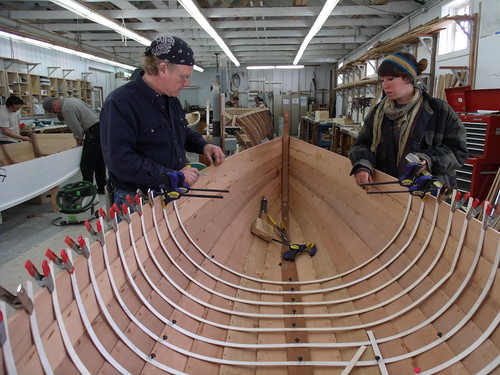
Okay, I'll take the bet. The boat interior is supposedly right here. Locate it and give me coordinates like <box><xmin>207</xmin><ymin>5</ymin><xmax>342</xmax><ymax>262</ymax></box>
<box><xmin>1</xmin><ymin>129</ymin><xmax>499</xmax><ymax>374</ymax></box>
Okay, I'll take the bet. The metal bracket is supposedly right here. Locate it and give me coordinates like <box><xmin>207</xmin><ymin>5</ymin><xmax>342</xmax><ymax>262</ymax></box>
<box><xmin>47</xmin><ymin>66</ymin><xmax>60</xmax><ymax>76</ymax></box>
<box><xmin>455</xmin><ymin>19</ymin><xmax>472</xmax><ymax>42</ymax></box>
<box><xmin>62</xmin><ymin>69</ymin><xmax>74</xmax><ymax>78</ymax></box>
<box><xmin>418</xmin><ymin>36</ymin><xmax>433</xmax><ymax>55</ymax></box>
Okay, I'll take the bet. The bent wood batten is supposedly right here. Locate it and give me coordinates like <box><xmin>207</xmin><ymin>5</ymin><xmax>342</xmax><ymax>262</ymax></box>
<box><xmin>1</xmin><ymin>136</ymin><xmax>499</xmax><ymax>374</ymax></box>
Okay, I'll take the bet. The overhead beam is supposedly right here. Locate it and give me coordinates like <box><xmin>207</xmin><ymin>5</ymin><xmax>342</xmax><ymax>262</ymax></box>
<box><xmin>2</xmin><ymin>3</ymin><xmax>419</xmax><ymax>20</ymax></box>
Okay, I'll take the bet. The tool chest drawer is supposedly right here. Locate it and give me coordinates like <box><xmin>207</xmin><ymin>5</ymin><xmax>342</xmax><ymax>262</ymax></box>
<box><xmin>460</xmin><ymin>114</ymin><xmax>500</xmax><ymax>158</ymax></box>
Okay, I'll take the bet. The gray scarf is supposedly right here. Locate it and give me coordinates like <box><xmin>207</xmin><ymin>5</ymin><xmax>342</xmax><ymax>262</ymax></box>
<box><xmin>371</xmin><ymin>87</ymin><xmax>423</xmax><ymax>164</ymax></box>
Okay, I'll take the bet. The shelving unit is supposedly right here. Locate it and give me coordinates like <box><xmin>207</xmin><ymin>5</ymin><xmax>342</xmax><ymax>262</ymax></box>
<box><xmin>0</xmin><ymin>59</ymin><xmax>94</xmax><ymax>115</ymax></box>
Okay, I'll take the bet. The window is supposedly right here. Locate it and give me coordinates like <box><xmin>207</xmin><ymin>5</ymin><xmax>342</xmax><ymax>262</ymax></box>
<box><xmin>366</xmin><ymin>60</ymin><xmax>376</xmax><ymax>77</ymax></box>
<box><xmin>439</xmin><ymin>0</ymin><xmax>470</xmax><ymax>55</ymax></box>
<box><xmin>93</xmin><ymin>86</ymin><xmax>104</xmax><ymax>112</ymax></box>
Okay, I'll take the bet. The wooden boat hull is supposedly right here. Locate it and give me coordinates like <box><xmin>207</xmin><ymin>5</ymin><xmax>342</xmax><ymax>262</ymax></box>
<box><xmin>1</xmin><ymin>137</ymin><xmax>499</xmax><ymax>374</ymax></box>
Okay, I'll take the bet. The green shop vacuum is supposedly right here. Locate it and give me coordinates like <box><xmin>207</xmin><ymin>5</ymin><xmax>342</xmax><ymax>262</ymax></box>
<box><xmin>56</xmin><ymin>181</ymin><xmax>99</xmax><ymax>224</ymax></box>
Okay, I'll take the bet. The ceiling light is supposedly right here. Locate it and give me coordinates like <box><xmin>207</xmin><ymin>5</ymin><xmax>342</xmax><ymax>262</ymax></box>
<box><xmin>246</xmin><ymin>66</ymin><xmax>275</xmax><ymax>70</ymax></box>
<box><xmin>178</xmin><ymin>0</ymin><xmax>240</xmax><ymax>67</ymax></box>
<box><xmin>50</xmin><ymin>0</ymin><xmax>204</xmax><ymax>72</ymax></box>
<box><xmin>50</xmin><ymin>0</ymin><xmax>150</xmax><ymax>46</ymax></box>
<box><xmin>246</xmin><ymin>65</ymin><xmax>305</xmax><ymax>70</ymax></box>
<box><xmin>0</xmin><ymin>30</ymin><xmax>136</xmax><ymax>70</ymax></box>
<box><xmin>293</xmin><ymin>0</ymin><xmax>340</xmax><ymax>65</ymax></box>
<box><xmin>276</xmin><ymin>65</ymin><xmax>304</xmax><ymax>69</ymax></box>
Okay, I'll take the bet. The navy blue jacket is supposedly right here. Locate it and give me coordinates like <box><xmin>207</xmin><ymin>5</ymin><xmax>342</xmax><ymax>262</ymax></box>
<box><xmin>100</xmin><ymin>72</ymin><xmax>208</xmax><ymax>193</ymax></box>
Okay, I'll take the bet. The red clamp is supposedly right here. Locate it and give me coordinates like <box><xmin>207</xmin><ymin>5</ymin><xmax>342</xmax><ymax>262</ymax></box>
<box><xmin>451</xmin><ymin>191</ymin><xmax>470</xmax><ymax>212</ymax></box>
<box><xmin>84</xmin><ymin>220</ymin><xmax>105</xmax><ymax>245</ymax></box>
<box><xmin>64</xmin><ymin>235</ymin><xmax>90</xmax><ymax>258</ymax></box>
<box><xmin>109</xmin><ymin>205</ymin><xmax>119</xmax><ymax>231</ymax></box>
<box><xmin>483</xmin><ymin>202</ymin><xmax>499</xmax><ymax>230</ymax></box>
<box><xmin>466</xmin><ymin>198</ymin><xmax>482</xmax><ymax>220</ymax></box>
<box><xmin>121</xmin><ymin>203</ymin><xmax>131</xmax><ymax>223</ymax></box>
<box><xmin>125</xmin><ymin>194</ymin><xmax>143</xmax><ymax>216</ymax></box>
<box><xmin>45</xmin><ymin>249</ymin><xmax>74</xmax><ymax>274</ymax></box>
<box><xmin>24</xmin><ymin>260</ymin><xmax>54</xmax><ymax>291</ymax></box>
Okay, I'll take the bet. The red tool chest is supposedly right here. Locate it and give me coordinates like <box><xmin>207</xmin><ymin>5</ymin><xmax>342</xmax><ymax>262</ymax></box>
<box><xmin>446</xmin><ymin>88</ymin><xmax>500</xmax><ymax>201</ymax></box>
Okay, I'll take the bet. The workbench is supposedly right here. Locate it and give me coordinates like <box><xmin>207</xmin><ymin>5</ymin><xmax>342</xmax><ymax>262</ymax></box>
<box><xmin>330</xmin><ymin>122</ymin><xmax>359</xmax><ymax>156</ymax></box>
<box><xmin>299</xmin><ymin>116</ymin><xmax>334</xmax><ymax>148</ymax></box>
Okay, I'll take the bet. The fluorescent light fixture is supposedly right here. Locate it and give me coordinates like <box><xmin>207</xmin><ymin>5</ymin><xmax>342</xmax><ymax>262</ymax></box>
<box><xmin>246</xmin><ymin>66</ymin><xmax>275</xmax><ymax>70</ymax></box>
<box><xmin>246</xmin><ymin>65</ymin><xmax>304</xmax><ymax>70</ymax></box>
<box><xmin>276</xmin><ymin>65</ymin><xmax>304</xmax><ymax>69</ymax></box>
<box><xmin>50</xmin><ymin>0</ymin><xmax>150</xmax><ymax>45</ymax></box>
<box><xmin>178</xmin><ymin>0</ymin><xmax>240</xmax><ymax>67</ymax></box>
<box><xmin>0</xmin><ymin>30</ymin><xmax>136</xmax><ymax>70</ymax></box>
<box><xmin>50</xmin><ymin>0</ymin><xmax>204</xmax><ymax>72</ymax></box>
<box><xmin>293</xmin><ymin>0</ymin><xmax>340</xmax><ymax>65</ymax></box>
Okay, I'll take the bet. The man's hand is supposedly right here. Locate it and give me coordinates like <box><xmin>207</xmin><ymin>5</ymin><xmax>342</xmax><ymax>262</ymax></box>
<box><xmin>354</xmin><ymin>169</ymin><xmax>373</xmax><ymax>191</ymax></box>
<box><xmin>180</xmin><ymin>166</ymin><xmax>200</xmax><ymax>186</ymax></box>
<box><xmin>20</xmin><ymin>135</ymin><xmax>32</xmax><ymax>143</ymax></box>
<box><xmin>203</xmin><ymin>144</ymin><xmax>225</xmax><ymax>166</ymax></box>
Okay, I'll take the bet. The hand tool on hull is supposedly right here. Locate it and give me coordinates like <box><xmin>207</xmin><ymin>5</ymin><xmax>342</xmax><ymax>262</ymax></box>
<box><xmin>155</xmin><ymin>171</ymin><xmax>229</xmax><ymax>205</ymax></box>
<box><xmin>248</xmin><ymin>198</ymin><xmax>317</xmax><ymax>261</ymax></box>
<box><xmin>266</xmin><ymin>213</ymin><xmax>290</xmax><ymax>244</ymax></box>
<box><xmin>266</xmin><ymin>211</ymin><xmax>317</xmax><ymax>261</ymax></box>
<box><xmin>251</xmin><ymin>197</ymin><xmax>275</xmax><ymax>241</ymax></box>
<box><xmin>360</xmin><ymin>153</ymin><xmax>442</xmax><ymax>199</ymax></box>
<box><xmin>272</xmin><ymin>238</ymin><xmax>318</xmax><ymax>261</ymax></box>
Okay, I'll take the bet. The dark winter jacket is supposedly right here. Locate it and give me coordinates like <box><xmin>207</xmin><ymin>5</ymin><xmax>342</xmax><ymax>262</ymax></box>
<box><xmin>349</xmin><ymin>92</ymin><xmax>468</xmax><ymax>187</ymax></box>
<box><xmin>100</xmin><ymin>72</ymin><xmax>208</xmax><ymax>193</ymax></box>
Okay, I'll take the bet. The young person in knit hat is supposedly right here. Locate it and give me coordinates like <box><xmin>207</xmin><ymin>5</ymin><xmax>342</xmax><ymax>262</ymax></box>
<box><xmin>100</xmin><ymin>35</ymin><xmax>225</xmax><ymax>206</ymax></box>
<box><xmin>349</xmin><ymin>52</ymin><xmax>468</xmax><ymax>191</ymax></box>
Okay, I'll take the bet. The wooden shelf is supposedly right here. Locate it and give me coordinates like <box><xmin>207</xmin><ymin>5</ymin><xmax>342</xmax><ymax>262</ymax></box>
<box><xmin>1</xmin><ymin>60</ymin><xmax>94</xmax><ymax>115</ymax></box>
<box><xmin>333</xmin><ymin>78</ymin><xmax>379</xmax><ymax>91</ymax></box>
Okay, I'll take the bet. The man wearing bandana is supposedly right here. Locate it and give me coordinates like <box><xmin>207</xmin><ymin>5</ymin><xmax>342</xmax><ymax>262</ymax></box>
<box><xmin>349</xmin><ymin>53</ymin><xmax>468</xmax><ymax>191</ymax></box>
<box><xmin>100</xmin><ymin>35</ymin><xmax>225</xmax><ymax>205</ymax></box>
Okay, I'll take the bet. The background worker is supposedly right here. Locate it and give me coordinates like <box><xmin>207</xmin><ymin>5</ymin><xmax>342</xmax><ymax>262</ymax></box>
<box><xmin>225</xmin><ymin>96</ymin><xmax>239</xmax><ymax>108</ymax></box>
<box><xmin>254</xmin><ymin>96</ymin><xmax>267</xmax><ymax>108</ymax></box>
<box><xmin>43</xmin><ymin>96</ymin><xmax>106</xmax><ymax>194</ymax></box>
<box><xmin>0</xmin><ymin>96</ymin><xmax>32</xmax><ymax>144</ymax></box>
<box><xmin>349</xmin><ymin>53</ymin><xmax>468</xmax><ymax>191</ymax></box>
<box><xmin>100</xmin><ymin>35</ymin><xmax>225</xmax><ymax>206</ymax></box>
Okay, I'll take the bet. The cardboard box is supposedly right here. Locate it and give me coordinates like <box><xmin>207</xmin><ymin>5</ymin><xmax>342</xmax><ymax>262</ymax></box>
<box><xmin>315</xmin><ymin>110</ymin><xmax>329</xmax><ymax>121</ymax></box>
